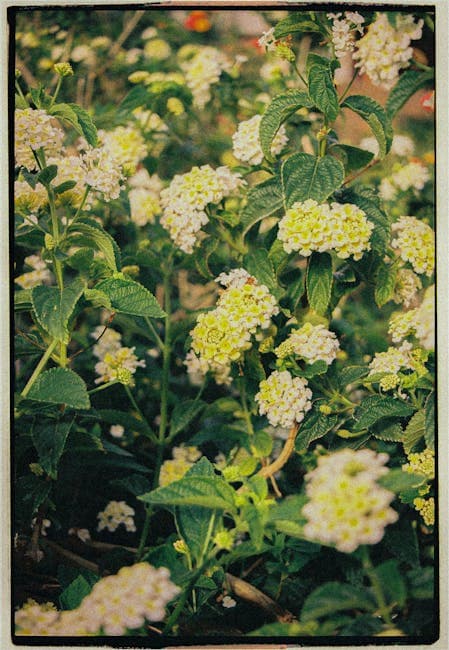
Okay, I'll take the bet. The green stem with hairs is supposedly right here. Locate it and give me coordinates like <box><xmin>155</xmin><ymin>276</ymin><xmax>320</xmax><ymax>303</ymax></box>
<box><xmin>144</xmin><ymin>316</ymin><xmax>164</xmax><ymax>352</ymax></box>
<box><xmin>361</xmin><ymin>545</ymin><xmax>393</xmax><ymax>626</ymax></box>
<box><xmin>338</xmin><ymin>69</ymin><xmax>358</xmax><ymax>104</ymax></box>
<box><xmin>20</xmin><ymin>339</ymin><xmax>59</xmax><ymax>400</ymax></box>
<box><xmin>239</xmin><ymin>377</ymin><xmax>255</xmax><ymax>436</ymax></box>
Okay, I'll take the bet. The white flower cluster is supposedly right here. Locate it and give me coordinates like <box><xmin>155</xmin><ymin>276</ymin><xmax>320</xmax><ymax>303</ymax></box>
<box><xmin>215</xmin><ymin>267</ymin><xmax>252</xmax><ymax>289</ymax></box>
<box><xmin>15</xmin><ymin>108</ymin><xmax>65</xmax><ymax>170</ymax></box>
<box><xmin>368</xmin><ymin>340</ymin><xmax>415</xmax><ymax>385</ymax></box>
<box><xmin>180</xmin><ymin>45</ymin><xmax>231</xmax><ymax>109</ymax></box>
<box><xmin>327</xmin><ymin>11</ymin><xmax>364</xmax><ymax>59</ymax></box>
<box><xmin>379</xmin><ymin>161</ymin><xmax>430</xmax><ymax>201</ymax></box>
<box><xmin>15</xmin><ymin>563</ymin><xmax>180</xmax><ymax>636</ymax></box>
<box><xmin>232</xmin><ymin>114</ymin><xmax>288</xmax><ymax>166</ymax></box>
<box><xmin>14</xmin><ymin>179</ymin><xmax>47</xmax><ymax>214</ymax></box>
<box><xmin>302</xmin><ymin>449</ymin><xmax>398</xmax><ymax>553</ymax></box>
<box><xmin>255</xmin><ymin>370</ymin><xmax>312</xmax><ymax>429</ymax></box>
<box><xmin>258</xmin><ymin>27</ymin><xmax>276</xmax><ymax>52</ymax></box>
<box><xmin>391</xmin><ymin>216</ymin><xmax>434</xmax><ymax>276</ymax></box>
<box><xmin>388</xmin><ymin>286</ymin><xmax>435</xmax><ymax>350</ymax></box>
<box><xmin>275</xmin><ymin>322</ymin><xmax>340</xmax><ymax>366</ymax></box>
<box><xmin>359</xmin><ymin>134</ymin><xmax>414</xmax><ymax>158</ymax></box>
<box><xmin>278</xmin><ymin>199</ymin><xmax>373</xmax><ymax>260</ymax></box>
<box><xmin>99</xmin><ymin>125</ymin><xmax>147</xmax><ymax>176</ymax></box>
<box><xmin>15</xmin><ymin>254</ymin><xmax>52</xmax><ymax>289</ymax></box>
<box><xmin>91</xmin><ymin>325</ymin><xmax>146</xmax><ymax>385</ymax></box>
<box><xmin>159</xmin><ymin>445</ymin><xmax>202</xmax><ymax>487</ymax></box>
<box><xmin>128</xmin><ymin>168</ymin><xmax>163</xmax><ymax>226</ymax></box>
<box><xmin>160</xmin><ymin>164</ymin><xmax>244</xmax><ymax>253</ymax></box>
<box><xmin>97</xmin><ymin>500</ymin><xmax>136</xmax><ymax>533</ymax></box>
<box><xmin>81</xmin><ymin>144</ymin><xmax>125</xmax><ymax>201</ymax></box>
<box><xmin>189</xmin><ymin>271</ymin><xmax>279</xmax><ymax>385</ymax></box>
<box><xmin>353</xmin><ymin>13</ymin><xmax>424</xmax><ymax>89</ymax></box>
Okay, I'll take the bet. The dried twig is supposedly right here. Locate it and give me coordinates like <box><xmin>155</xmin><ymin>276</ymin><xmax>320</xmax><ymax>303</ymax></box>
<box><xmin>225</xmin><ymin>573</ymin><xmax>295</xmax><ymax>623</ymax></box>
<box><xmin>257</xmin><ymin>424</ymin><xmax>299</xmax><ymax>480</ymax></box>
<box><xmin>44</xmin><ymin>539</ymin><xmax>99</xmax><ymax>573</ymax></box>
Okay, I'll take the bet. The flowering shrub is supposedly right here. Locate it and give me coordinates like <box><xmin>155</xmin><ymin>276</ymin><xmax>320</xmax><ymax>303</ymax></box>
<box><xmin>12</xmin><ymin>5</ymin><xmax>437</xmax><ymax>643</ymax></box>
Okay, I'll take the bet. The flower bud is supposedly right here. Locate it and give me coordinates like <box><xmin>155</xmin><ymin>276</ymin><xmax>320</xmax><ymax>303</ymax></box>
<box><xmin>54</xmin><ymin>62</ymin><xmax>74</xmax><ymax>77</ymax></box>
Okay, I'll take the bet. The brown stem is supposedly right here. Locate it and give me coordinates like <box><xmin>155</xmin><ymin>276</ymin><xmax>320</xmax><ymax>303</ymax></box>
<box><xmin>44</xmin><ymin>540</ymin><xmax>99</xmax><ymax>573</ymax></box>
<box><xmin>225</xmin><ymin>573</ymin><xmax>295</xmax><ymax>623</ymax></box>
<box><xmin>258</xmin><ymin>424</ymin><xmax>299</xmax><ymax>480</ymax></box>
<box><xmin>343</xmin><ymin>158</ymin><xmax>380</xmax><ymax>185</ymax></box>
<box><xmin>96</xmin><ymin>10</ymin><xmax>145</xmax><ymax>78</ymax></box>
<box><xmin>15</xmin><ymin>55</ymin><xmax>38</xmax><ymax>87</ymax></box>
<box><xmin>84</xmin><ymin>540</ymin><xmax>138</xmax><ymax>554</ymax></box>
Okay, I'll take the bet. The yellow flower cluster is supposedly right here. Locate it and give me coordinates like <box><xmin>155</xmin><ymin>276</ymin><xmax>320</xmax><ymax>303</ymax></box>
<box><xmin>15</xmin><ymin>254</ymin><xmax>52</xmax><ymax>289</ymax></box>
<box><xmin>15</xmin><ymin>108</ymin><xmax>65</xmax><ymax>170</ymax></box>
<box><xmin>255</xmin><ymin>370</ymin><xmax>312</xmax><ymax>429</ymax></box>
<box><xmin>379</xmin><ymin>161</ymin><xmax>430</xmax><ymax>201</ymax></box>
<box><xmin>275</xmin><ymin>322</ymin><xmax>340</xmax><ymax>366</ymax></box>
<box><xmin>128</xmin><ymin>169</ymin><xmax>163</xmax><ymax>226</ymax></box>
<box><xmin>97</xmin><ymin>500</ymin><xmax>136</xmax><ymax>533</ymax></box>
<box><xmin>403</xmin><ymin>448</ymin><xmax>435</xmax><ymax>480</ymax></box>
<box><xmin>47</xmin><ymin>154</ymin><xmax>90</xmax><ymax>208</ymax></box>
<box><xmin>159</xmin><ymin>446</ymin><xmax>202</xmax><ymax>487</ymax></box>
<box><xmin>413</xmin><ymin>497</ymin><xmax>435</xmax><ymax>526</ymax></box>
<box><xmin>91</xmin><ymin>325</ymin><xmax>146</xmax><ymax>385</ymax></box>
<box><xmin>99</xmin><ymin>125</ymin><xmax>147</xmax><ymax>176</ymax></box>
<box><xmin>391</xmin><ymin>216</ymin><xmax>434</xmax><ymax>276</ymax></box>
<box><xmin>15</xmin><ymin>563</ymin><xmax>180</xmax><ymax>636</ymax></box>
<box><xmin>180</xmin><ymin>45</ymin><xmax>231</xmax><ymax>109</ymax></box>
<box><xmin>278</xmin><ymin>199</ymin><xmax>373</xmax><ymax>260</ymax></box>
<box><xmin>393</xmin><ymin>268</ymin><xmax>422</xmax><ymax>308</ymax></box>
<box><xmin>232</xmin><ymin>114</ymin><xmax>288</xmax><ymax>166</ymax></box>
<box><xmin>388</xmin><ymin>286</ymin><xmax>435</xmax><ymax>351</ymax></box>
<box><xmin>14</xmin><ymin>179</ymin><xmax>47</xmax><ymax>214</ymax></box>
<box><xmin>189</xmin><ymin>271</ymin><xmax>279</xmax><ymax>384</ymax></box>
<box><xmin>368</xmin><ymin>341</ymin><xmax>416</xmax><ymax>391</ymax></box>
<box><xmin>302</xmin><ymin>449</ymin><xmax>398</xmax><ymax>553</ymax></box>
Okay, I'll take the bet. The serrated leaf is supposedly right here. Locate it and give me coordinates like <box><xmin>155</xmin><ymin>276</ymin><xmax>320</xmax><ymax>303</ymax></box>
<box><xmin>267</xmin><ymin>494</ymin><xmax>308</xmax><ymax>523</ymax></box>
<box><xmin>169</xmin><ymin>400</ymin><xmax>206</xmax><ymax>438</ymax></box>
<box><xmin>274</xmin><ymin>15</ymin><xmax>325</xmax><ymax>39</ymax></box>
<box><xmin>139</xmin><ymin>476</ymin><xmax>236</xmax><ymax>511</ymax></box>
<box><xmin>14</xmin><ymin>289</ymin><xmax>32</xmax><ymax>310</ymax></box>
<box><xmin>59</xmin><ymin>575</ymin><xmax>92</xmax><ymax>611</ymax></box>
<box><xmin>403</xmin><ymin>409</ymin><xmax>426</xmax><ymax>454</ymax></box>
<box><xmin>306</xmin><ymin>252</ymin><xmax>333</xmax><ymax>315</ymax></box>
<box><xmin>83</xmin><ymin>288</ymin><xmax>111</xmax><ymax>309</ymax></box>
<box><xmin>372</xmin><ymin>422</ymin><xmax>403</xmax><ymax>442</ymax></box>
<box><xmin>424</xmin><ymin>392</ymin><xmax>435</xmax><ymax>450</ymax></box>
<box><xmin>374</xmin><ymin>560</ymin><xmax>407</xmax><ymax>607</ymax></box>
<box><xmin>406</xmin><ymin>567</ymin><xmax>434</xmax><ymax>600</ymax></box>
<box><xmin>67</xmin><ymin>103</ymin><xmax>98</xmax><ymax>146</ymax></box>
<box><xmin>342</xmin><ymin>95</ymin><xmax>393</xmax><ymax>158</ymax></box>
<box><xmin>37</xmin><ymin>164</ymin><xmax>58</xmax><ymax>187</ymax></box>
<box><xmin>194</xmin><ymin>237</ymin><xmax>218</xmax><ymax>279</ymax></box>
<box><xmin>31</xmin><ymin>278</ymin><xmax>85</xmax><ymax>342</ymax></box>
<box><xmin>296</xmin><ymin>402</ymin><xmax>338</xmax><ymax>451</ymax></box>
<box><xmin>49</xmin><ymin>102</ymin><xmax>84</xmax><ymax>137</ymax></box>
<box><xmin>259</xmin><ymin>90</ymin><xmax>313</xmax><ymax>161</ymax></box>
<box><xmin>300</xmin><ymin>359</ymin><xmax>328</xmax><ymax>379</ymax></box>
<box><xmin>241</xmin><ymin>177</ymin><xmax>283</xmax><ymax>235</ymax></box>
<box><xmin>354</xmin><ymin>395</ymin><xmax>414</xmax><ymax>431</ymax></box>
<box><xmin>176</xmin><ymin>505</ymin><xmax>216</xmax><ymax>563</ymax></box>
<box><xmin>281</xmin><ymin>153</ymin><xmax>344</xmax><ymax>208</ymax></box>
<box><xmin>54</xmin><ymin>180</ymin><xmax>78</xmax><ymax>195</ymax></box>
<box><xmin>27</xmin><ymin>367</ymin><xmax>90</xmax><ymax>410</ymax></box>
<box><xmin>32</xmin><ymin>419</ymin><xmax>73</xmax><ymax>479</ymax></box>
<box><xmin>20</xmin><ymin>169</ymin><xmax>39</xmax><ymax>189</ymax></box>
<box><xmin>375</xmin><ymin>262</ymin><xmax>397</xmax><ymax>307</ymax></box>
<box><xmin>250</xmin><ymin>429</ymin><xmax>273</xmax><ymax>459</ymax></box>
<box><xmin>308</xmin><ymin>64</ymin><xmax>339</xmax><ymax>122</ymax></box>
<box><xmin>383</xmin><ymin>518</ymin><xmax>419</xmax><ymax>568</ymax></box>
<box><xmin>95</xmin><ymin>277</ymin><xmax>165</xmax><ymax>318</ymax></box>
<box><xmin>110</xmin><ymin>474</ymin><xmax>151</xmax><ymax>497</ymax></box>
<box><xmin>244</xmin><ymin>248</ymin><xmax>282</xmax><ymax>299</ymax></box>
<box><xmin>119</xmin><ymin>86</ymin><xmax>150</xmax><ymax>113</ymax></box>
<box><xmin>338</xmin><ymin>365</ymin><xmax>369</xmax><ymax>387</ymax></box>
<box><xmin>301</xmin><ymin>582</ymin><xmax>376</xmax><ymax>621</ymax></box>
<box><xmin>68</xmin><ymin>218</ymin><xmax>120</xmax><ymax>271</ymax></box>
<box><xmin>330</xmin><ymin>144</ymin><xmax>374</xmax><ymax>174</ymax></box>
<box><xmin>268</xmin><ymin>238</ymin><xmax>290</xmax><ymax>273</ymax></box>
<box><xmin>386</xmin><ymin>70</ymin><xmax>434</xmax><ymax>117</ymax></box>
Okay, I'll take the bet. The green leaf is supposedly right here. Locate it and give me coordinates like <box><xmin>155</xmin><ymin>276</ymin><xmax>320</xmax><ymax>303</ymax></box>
<box><xmin>244</xmin><ymin>248</ymin><xmax>282</xmax><ymax>299</ymax></box>
<box><xmin>342</xmin><ymin>95</ymin><xmax>393</xmax><ymax>158</ymax></box>
<box><xmin>267</xmin><ymin>494</ymin><xmax>307</xmax><ymax>524</ymax></box>
<box><xmin>20</xmin><ymin>169</ymin><xmax>39</xmax><ymax>189</ymax></box>
<box><xmin>31</xmin><ymin>278</ymin><xmax>85</xmax><ymax>343</ymax></box>
<box><xmin>301</xmin><ymin>582</ymin><xmax>376</xmax><ymax>621</ymax></box>
<box><xmin>259</xmin><ymin>90</ymin><xmax>313</xmax><ymax>161</ymax></box>
<box><xmin>68</xmin><ymin>218</ymin><xmax>120</xmax><ymax>271</ymax></box>
<box><xmin>268</xmin><ymin>238</ymin><xmax>290</xmax><ymax>274</ymax></box>
<box><xmin>295</xmin><ymin>401</ymin><xmax>338</xmax><ymax>451</ymax></box>
<box><xmin>59</xmin><ymin>575</ymin><xmax>92</xmax><ymax>610</ymax></box>
<box><xmin>67</xmin><ymin>103</ymin><xmax>98</xmax><ymax>147</ymax></box>
<box><xmin>374</xmin><ymin>559</ymin><xmax>407</xmax><ymax>606</ymax></box>
<box><xmin>169</xmin><ymin>399</ymin><xmax>206</xmax><ymax>438</ymax></box>
<box><xmin>372</xmin><ymin>422</ymin><xmax>404</xmax><ymax>442</ymax></box>
<box><xmin>15</xmin><ymin>475</ymin><xmax>51</xmax><ymax>521</ymax></box>
<box><xmin>378</xmin><ymin>468</ymin><xmax>426</xmax><ymax>494</ymax></box>
<box><xmin>281</xmin><ymin>153</ymin><xmax>344</xmax><ymax>208</ymax></box>
<box><xmin>14</xmin><ymin>289</ymin><xmax>32</xmax><ymax>310</ymax></box>
<box><xmin>403</xmin><ymin>410</ymin><xmax>426</xmax><ymax>454</ymax></box>
<box><xmin>83</xmin><ymin>288</ymin><xmax>111</xmax><ymax>309</ymax></box>
<box><xmin>176</xmin><ymin>505</ymin><xmax>217</xmax><ymax>563</ymax></box>
<box><xmin>274</xmin><ymin>15</ymin><xmax>325</xmax><ymax>39</ymax></box>
<box><xmin>27</xmin><ymin>367</ymin><xmax>90</xmax><ymax>410</ymax></box>
<box><xmin>424</xmin><ymin>392</ymin><xmax>435</xmax><ymax>450</ymax></box>
<box><xmin>139</xmin><ymin>476</ymin><xmax>236</xmax><ymax>511</ymax></box>
<box><xmin>353</xmin><ymin>395</ymin><xmax>414</xmax><ymax>431</ymax></box>
<box><xmin>37</xmin><ymin>164</ymin><xmax>58</xmax><ymax>187</ymax></box>
<box><xmin>15</xmin><ymin>92</ymin><xmax>29</xmax><ymax>110</ymax></box>
<box><xmin>250</xmin><ymin>430</ymin><xmax>273</xmax><ymax>459</ymax></box>
<box><xmin>95</xmin><ymin>408</ymin><xmax>154</xmax><ymax>436</ymax></box>
<box><xmin>300</xmin><ymin>359</ymin><xmax>328</xmax><ymax>379</ymax></box>
<box><xmin>308</xmin><ymin>65</ymin><xmax>339</xmax><ymax>122</ymax></box>
<box><xmin>32</xmin><ymin>419</ymin><xmax>73</xmax><ymax>479</ymax></box>
<box><xmin>406</xmin><ymin>567</ymin><xmax>434</xmax><ymax>600</ymax></box>
<box><xmin>306</xmin><ymin>252</ymin><xmax>333</xmax><ymax>315</ymax></box>
<box><xmin>54</xmin><ymin>180</ymin><xmax>78</xmax><ymax>195</ymax></box>
<box><xmin>338</xmin><ymin>365</ymin><xmax>369</xmax><ymax>387</ymax></box>
<box><xmin>95</xmin><ymin>277</ymin><xmax>165</xmax><ymax>318</ymax></box>
<box><xmin>49</xmin><ymin>102</ymin><xmax>84</xmax><ymax>137</ymax></box>
<box><xmin>242</xmin><ymin>504</ymin><xmax>265</xmax><ymax>549</ymax></box>
<box><xmin>386</xmin><ymin>70</ymin><xmax>434</xmax><ymax>117</ymax></box>
<box><xmin>375</xmin><ymin>262</ymin><xmax>397</xmax><ymax>307</ymax></box>
<box><xmin>383</xmin><ymin>518</ymin><xmax>419</xmax><ymax>568</ymax></box>
<box><xmin>194</xmin><ymin>237</ymin><xmax>218</xmax><ymax>279</ymax></box>
<box><xmin>119</xmin><ymin>86</ymin><xmax>150</xmax><ymax>113</ymax></box>
<box><xmin>330</xmin><ymin>144</ymin><xmax>374</xmax><ymax>174</ymax></box>
<box><xmin>241</xmin><ymin>177</ymin><xmax>283</xmax><ymax>235</ymax></box>
<box><xmin>110</xmin><ymin>474</ymin><xmax>151</xmax><ymax>497</ymax></box>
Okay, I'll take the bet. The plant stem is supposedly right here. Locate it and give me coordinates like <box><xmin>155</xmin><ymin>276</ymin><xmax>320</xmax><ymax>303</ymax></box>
<box><xmin>50</xmin><ymin>76</ymin><xmax>63</xmax><ymax>108</ymax></box>
<box><xmin>293</xmin><ymin>61</ymin><xmax>308</xmax><ymax>86</ymax></box>
<box><xmin>338</xmin><ymin>69</ymin><xmax>358</xmax><ymax>104</ymax></box>
<box><xmin>144</xmin><ymin>316</ymin><xmax>164</xmax><ymax>352</ymax></box>
<box><xmin>15</xmin><ymin>78</ymin><xmax>28</xmax><ymax>105</ymax></box>
<box><xmin>87</xmin><ymin>379</ymin><xmax>119</xmax><ymax>395</ymax></box>
<box><xmin>361</xmin><ymin>545</ymin><xmax>393</xmax><ymax>626</ymax></box>
<box><xmin>258</xmin><ymin>423</ymin><xmax>299</xmax><ymax>479</ymax></box>
<box><xmin>20</xmin><ymin>339</ymin><xmax>59</xmax><ymax>399</ymax></box>
<box><xmin>239</xmin><ymin>377</ymin><xmax>254</xmax><ymax>436</ymax></box>
<box><xmin>135</xmin><ymin>506</ymin><xmax>152</xmax><ymax>562</ymax></box>
<box><xmin>124</xmin><ymin>384</ymin><xmax>158</xmax><ymax>444</ymax></box>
